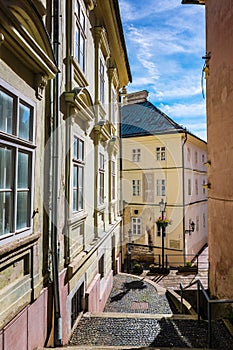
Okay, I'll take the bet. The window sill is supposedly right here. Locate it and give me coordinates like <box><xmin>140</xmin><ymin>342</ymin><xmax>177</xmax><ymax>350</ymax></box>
<box><xmin>97</xmin><ymin>204</ymin><xmax>106</xmax><ymax>212</ymax></box>
<box><xmin>68</xmin><ymin>211</ymin><xmax>88</xmax><ymax>226</ymax></box>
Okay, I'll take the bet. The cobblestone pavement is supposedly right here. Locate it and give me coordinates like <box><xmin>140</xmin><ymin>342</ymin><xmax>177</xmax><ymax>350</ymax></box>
<box><xmin>69</xmin><ymin>273</ymin><xmax>233</xmax><ymax>349</ymax></box>
<box><xmin>70</xmin><ymin>316</ymin><xmax>233</xmax><ymax>349</ymax></box>
<box><xmin>104</xmin><ymin>274</ymin><xmax>172</xmax><ymax>314</ymax></box>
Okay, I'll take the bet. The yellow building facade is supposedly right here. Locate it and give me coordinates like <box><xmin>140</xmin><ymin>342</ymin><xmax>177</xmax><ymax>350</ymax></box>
<box><xmin>122</xmin><ymin>91</ymin><xmax>208</xmax><ymax>268</ymax></box>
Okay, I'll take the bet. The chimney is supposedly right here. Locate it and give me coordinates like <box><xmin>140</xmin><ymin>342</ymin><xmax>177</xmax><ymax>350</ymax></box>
<box><xmin>124</xmin><ymin>90</ymin><xmax>148</xmax><ymax>104</ymax></box>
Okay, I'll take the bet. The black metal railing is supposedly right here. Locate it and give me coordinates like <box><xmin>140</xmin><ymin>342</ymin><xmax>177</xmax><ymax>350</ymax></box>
<box><xmin>180</xmin><ymin>279</ymin><xmax>233</xmax><ymax>348</ymax></box>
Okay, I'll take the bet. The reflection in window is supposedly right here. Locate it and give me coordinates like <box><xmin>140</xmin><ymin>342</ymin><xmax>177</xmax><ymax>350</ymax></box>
<box><xmin>0</xmin><ymin>83</ymin><xmax>34</xmax><ymax>238</ymax></box>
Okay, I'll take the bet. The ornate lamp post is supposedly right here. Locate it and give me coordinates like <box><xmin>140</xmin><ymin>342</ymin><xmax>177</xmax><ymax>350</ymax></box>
<box><xmin>127</xmin><ymin>229</ymin><xmax>132</xmax><ymax>273</ymax></box>
<box><xmin>159</xmin><ymin>198</ymin><xmax>166</xmax><ymax>273</ymax></box>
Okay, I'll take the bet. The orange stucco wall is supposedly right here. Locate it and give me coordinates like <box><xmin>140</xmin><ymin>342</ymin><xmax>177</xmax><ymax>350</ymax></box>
<box><xmin>206</xmin><ymin>0</ymin><xmax>233</xmax><ymax>299</ymax></box>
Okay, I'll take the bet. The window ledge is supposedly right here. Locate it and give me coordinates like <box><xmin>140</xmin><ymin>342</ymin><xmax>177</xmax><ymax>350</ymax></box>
<box><xmin>0</xmin><ymin>232</ymin><xmax>40</xmax><ymax>257</ymax></box>
<box><xmin>68</xmin><ymin>211</ymin><xmax>88</xmax><ymax>226</ymax></box>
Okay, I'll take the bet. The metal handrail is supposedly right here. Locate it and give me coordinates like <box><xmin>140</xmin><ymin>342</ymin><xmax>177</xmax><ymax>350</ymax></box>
<box><xmin>180</xmin><ymin>279</ymin><xmax>233</xmax><ymax>348</ymax></box>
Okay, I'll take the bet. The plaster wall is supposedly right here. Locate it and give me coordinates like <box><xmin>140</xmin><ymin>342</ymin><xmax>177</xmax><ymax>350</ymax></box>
<box><xmin>206</xmin><ymin>0</ymin><xmax>233</xmax><ymax>299</ymax></box>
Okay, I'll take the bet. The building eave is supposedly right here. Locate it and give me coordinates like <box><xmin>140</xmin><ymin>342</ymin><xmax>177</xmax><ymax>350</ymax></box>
<box><xmin>181</xmin><ymin>0</ymin><xmax>205</xmax><ymax>5</ymax></box>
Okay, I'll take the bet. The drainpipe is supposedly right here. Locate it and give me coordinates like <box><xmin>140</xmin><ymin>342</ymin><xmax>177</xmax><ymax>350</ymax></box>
<box><xmin>182</xmin><ymin>131</ymin><xmax>188</xmax><ymax>265</ymax></box>
<box><xmin>118</xmin><ymin>87</ymin><xmax>126</xmax><ymax>270</ymax></box>
<box><xmin>51</xmin><ymin>0</ymin><xmax>62</xmax><ymax>346</ymax></box>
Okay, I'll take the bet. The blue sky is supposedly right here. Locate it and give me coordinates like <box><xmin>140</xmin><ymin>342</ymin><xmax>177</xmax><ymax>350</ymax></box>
<box><xmin>119</xmin><ymin>0</ymin><xmax>207</xmax><ymax>141</ymax></box>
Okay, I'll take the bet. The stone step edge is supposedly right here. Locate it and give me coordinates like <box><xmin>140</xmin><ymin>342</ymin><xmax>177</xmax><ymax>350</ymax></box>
<box><xmin>83</xmin><ymin>311</ymin><xmax>198</xmax><ymax>320</ymax></box>
<box><xmin>37</xmin><ymin>347</ymin><xmax>214</xmax><ymax>350</ymax></box>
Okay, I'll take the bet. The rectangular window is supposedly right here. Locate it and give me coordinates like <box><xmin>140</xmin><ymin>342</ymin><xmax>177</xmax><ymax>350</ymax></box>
<box><xmin>111</xmin><ymin>89</ymin><xmax>117</xmax><ymax>124</ymax></box>
<box><xmin>112</xmin><ymin>160</ymin><xmax>116</xmax><ymax>200</ymax></box>
<box><xmin>203</xmin><ymin>213</ymin><xmax>206</xmax><ymax>228</ymax></box>
<box><xmin>156</xmin><ymin>147</ymin><xmax>166</xmax><ymax>161</ymax></box>
<box><xmin>195</xmin><ymin>179</ymin><xmax>198</xmax><ymax>195</ymax></box>
<box><xmin>132</xmin><ymin>217</ymin><xmax>141</xmax><ymax>235</ymax></box>
<box><xmin>143</xmin><ymin>173</ymin><xmax>154</xmax><ymax>202</ymax></box>
<box><xmin>71</xmin><ymin>282</ymin><xmax>84</xmax><ymax>328</ymax></box>
<box><xmin>74</xmin><ymin>1</ymin><xmax>86</xmax><ymax>72</ymax></box>
<box><xmin>132</xmin><ymin>149</ymin><xmax>141</xmax><ymax>162</ymax></box>
<box><xmin>157</xmin><ymin>179</ymin><xmax>166</xmax><ymax>196</ymax></box>
<box><xmin>196</xmin><ymin>216</ymin><xmax>199</xmax><ymax>232</ymax></box>
<box><xmin>99</xmin><ymin>59</ymin><xmax>105</xmax><ymax>105</ymax></box>
<box><xmin>73</xmin><ymin>137</ymin><xmax>84</xmax><ymax>212</ymax></box>
<box><xmin>132</xmin><ymin>180</ymin><xmax>140</xmax><ymax>196</ymax></box>
<box><xmin>195</xmin><ymin>151</ymin><xmax>198</xmax><ymax>164</ymax></box>
<box><xmin>188</xmin><ymin>179</ymin><xmax>191</xmax><ymax>196</ymax></box>
<box><xmin>203</xmin><ymin>180</ymin><xmax>206</xmax><ymax>194</ymax></box>
<box><xmin>98</xmin><ymin>254</ymin><xmax>105</xmax><ymax>278</ymax></box>
<box><xmin>187</xmin><ymin>148</ymin><xmax>191</xmax><ymax>162</ymax></box>
<box><xmin>0</xmin><ymin>84</ymin><xmax>34</xmax><ymax>238</ymax></box>
<box><xmin>99</xmin><ymin>153</ymin><xmax>105</xmax><ymax>204</ymax></box>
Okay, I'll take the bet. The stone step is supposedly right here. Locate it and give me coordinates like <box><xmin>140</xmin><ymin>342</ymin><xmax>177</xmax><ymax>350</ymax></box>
<box><xmin>38</xmin><ymin>347</ymin><xmax>214</xmax><ymax>350</ymax></box>
<box><xmin>84</xmin><ymin>311</ymin><xmax>198</xmax><ymax>320</ymax></box>
<box><xmin>69</xmin><ymin>317</ymin><xmax>233</xmax><ymax>349</ymax></box>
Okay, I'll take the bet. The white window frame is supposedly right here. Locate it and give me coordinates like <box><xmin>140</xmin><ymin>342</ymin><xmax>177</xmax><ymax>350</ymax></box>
<box><xmin>156</xmin><ymin>147</ymin><xmax>166</xmax><ymax>161</ymax></box>
<box><xmin>157</xmin><ymin>179</ymin><xmax>166</xmax><ymax>196</ymax></box>
<box><xmin>132</xmin><ymin>180</ymin><xmax>140</xmax><ymax>196</ymax></box>
<box><xmin>132</xmin><ymin>149</ymin><xmax>141</xmax><ymax>162</ymax></box>
<box><xmin>0</xmin><ymin>81</ymin><xmax>35</xmax><ymax>241</ymax></box>
<box><xmin>73</xmin><ymin>137</ymin><xmax>84</xmax><ymax>212</ymax></box>
<box><xmin>132</xmin><ymin>217</ymin><xmax>141</xmax><ymax>235</ymax></box>
<box><xmin>74</xmin><ymin>0</ymin><xmax>86</xmax><ymax>72</ymax></box>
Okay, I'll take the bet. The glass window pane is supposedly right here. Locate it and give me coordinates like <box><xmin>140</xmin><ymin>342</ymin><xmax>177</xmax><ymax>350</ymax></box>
<box><xmin>73</xmin><ymin>190</ymin><xmax>77</xmax><ymax>211</ymax></box>
<box><xmin>19</xmin><ymin>102</ymin><xmax>31</xmax><ymax>140</ymax></box>
<box><xmin>0</xmin><ymin>192</ymin><xmax>12</xmax><ymax>235</ymax></box>
<box><xmin>0</xmin><ymin>90</ymin><xmax>13</xmax><ymax>134</ymax></box>
<box><xmin>73</xmin><ymin>166</ymin><xmax>77</xmax><ymax>187</ymax></box>
<box><xmin>79</xmin><ymin>140</ymin><xmax>83</xmax><ymax>161</ymax></box>
<box><xmin>16</xmin><ymin>191</ymin><xmax>29</xmax><ymax>230</ymax></box>
<box><xmin>74</xmin><ymin>138</ymin><xmax>78</xmax><ymax>159</ymax></box>
<box><xmin>0</xmin><ymin>146</ymin><xmax>12</xmax><ymax>189</ymax></box>
<box><xmin>80</xmin><ymin>10</ymin><xmax>85</xmax><ymax>30</ymax></box>
<box><xmin>75</xmin><ymin>26</ymin><xmax>80</xmax><ymax>61</ymax></box>
<box><xmin>18</xmin><ymin>152</ymin><xmax>29</xmax><ymax>188</ymax></box>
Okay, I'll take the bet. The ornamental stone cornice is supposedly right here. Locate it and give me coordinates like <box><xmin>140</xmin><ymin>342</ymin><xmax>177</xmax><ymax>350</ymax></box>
<box><xmin>0</xmin><ymin>0</ymin><xmax>58</xmax><ymax>98</ymax></box>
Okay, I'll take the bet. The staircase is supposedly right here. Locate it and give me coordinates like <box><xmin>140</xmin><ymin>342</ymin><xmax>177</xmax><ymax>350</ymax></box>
<box><xmin>38</xmin><ymin>268</ymin><xmax>233</xmax><ymax>349</ymax></box>
<box><xmin>68</xmin><ymin>312</ymin><xmax>232</xmax><ymax>349</ymax></box>
<box><xmin>67</xmin><ymin>273</ymin><xmax>233</xmax><ymax>349</ymax></box>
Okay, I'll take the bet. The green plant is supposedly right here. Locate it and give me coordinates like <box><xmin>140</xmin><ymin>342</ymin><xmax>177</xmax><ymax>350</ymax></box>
<box><xmin>186</xmin><ymin>261</ymin><xmax>192</xmax><ymax>267</ymax></box>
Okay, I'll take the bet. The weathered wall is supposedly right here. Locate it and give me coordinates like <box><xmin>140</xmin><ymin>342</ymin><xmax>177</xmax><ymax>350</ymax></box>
<box><xmin>206</xmin><ymin>0</ymin><xmax>233</xmax><ymax>299</ymax></box>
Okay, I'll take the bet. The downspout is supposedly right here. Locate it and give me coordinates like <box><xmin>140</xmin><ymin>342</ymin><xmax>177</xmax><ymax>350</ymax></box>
<box><xmin>182</xmin><ymin>131</ymin><xmax>188</xmax><ymax>265</ymax></box>
<box><xmin>51</xmin><ymin>0</ymin><xmax>62</xmax><ymax>346</ymax></box>
<box><xmin>118</xmin><ymin>87</ymin><xmax>126</xmax><ymax>270</ymax></box>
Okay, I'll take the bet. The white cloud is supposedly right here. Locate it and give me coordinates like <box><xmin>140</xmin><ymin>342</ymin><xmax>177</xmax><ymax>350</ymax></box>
<box><xmin>158</xmin><ymin>102</ymin><xmax>206</xmax><ymax>118</ymax></box>
<box><xmin>120</xmin><ymin>0</ymin><xmax>207</xmax><ymax>138</ymax></box>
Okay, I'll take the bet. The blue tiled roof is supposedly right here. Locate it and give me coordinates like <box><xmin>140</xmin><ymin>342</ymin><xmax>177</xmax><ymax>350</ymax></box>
<box><xmin>121</xmin><ymin>101</ymin><xmax>185</xmax><ymax>137</ymax></box>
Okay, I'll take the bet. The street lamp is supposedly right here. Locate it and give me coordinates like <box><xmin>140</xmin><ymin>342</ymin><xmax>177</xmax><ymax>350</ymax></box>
<box><xmin>185</xmin><ymin>221</ymin><xmax>195</xmax><ymax>235</ymax></box>
<box><xmin>127</xmin><ymin>229</ymin><xmax>132</xmax><ymax>273</ymax></box>
<box><xmin>159</xmin><ymin>198</ymin><xmax>167</xmax><ymax>273</ymax></box>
